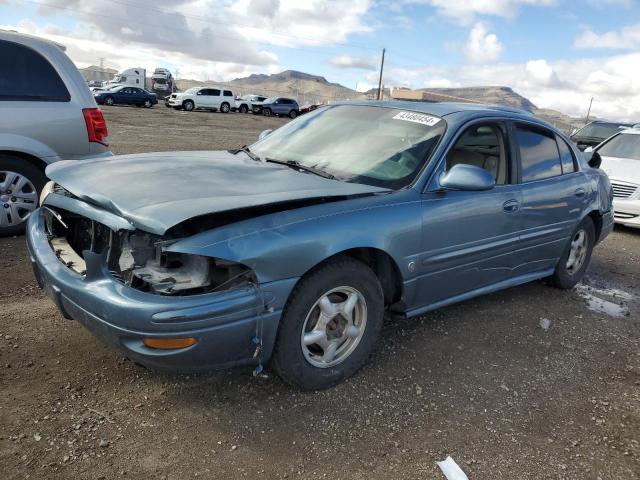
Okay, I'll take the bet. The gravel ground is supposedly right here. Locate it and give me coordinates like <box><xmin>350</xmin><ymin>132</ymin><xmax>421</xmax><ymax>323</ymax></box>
<box><xmin>1</xmin><ymin>105</ymin><xmax>639</xmax><ymax>479</ymax></box>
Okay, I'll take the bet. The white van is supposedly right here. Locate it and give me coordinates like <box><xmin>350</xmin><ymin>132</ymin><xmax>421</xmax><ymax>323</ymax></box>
<box><xmin>167</xmin><ymin>86</ymin><xmax>234</xmax><ymax>113</ymax></box>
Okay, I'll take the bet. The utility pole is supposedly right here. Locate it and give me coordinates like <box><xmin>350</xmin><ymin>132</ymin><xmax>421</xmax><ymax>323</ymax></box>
<box><xmin>376</xmin><ymin>48</ymin><xmax>385</xmax><ymax>101</ymax></box>
<box><xmin>585</xmin><ymin>97</ymin><xmax>594</xmax><ymax>125</ymax></box>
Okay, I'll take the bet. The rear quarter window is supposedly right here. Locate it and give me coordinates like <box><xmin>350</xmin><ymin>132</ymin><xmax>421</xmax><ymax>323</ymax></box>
<box><xmin>516</xmin><ymin>126</ymin><xmax>562</xmax><ymax>182</ymax></box>
<box><xmin>0</xmin><ymin>39</ymin><xmax>70</xmax><ymax>102</ymax></box>
<box><xmin>223</xmin><ymin>90</ymin><xmax>233</xmax><ymax>97</ymax></box>
<box><xmin>556</xmin><ymin>136</ymin><xmax>576</xmax><ymax>173</ymax></box>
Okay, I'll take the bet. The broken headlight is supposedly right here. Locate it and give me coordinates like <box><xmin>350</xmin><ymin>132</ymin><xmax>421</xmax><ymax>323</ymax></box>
<box><xmin>116</xmin><ymin>233</ymin><xmax>255</xmax><ymax>295</ymax></box>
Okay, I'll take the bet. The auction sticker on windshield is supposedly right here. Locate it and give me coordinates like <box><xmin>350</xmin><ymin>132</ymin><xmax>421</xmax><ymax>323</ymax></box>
<box><xmin>393</xmin><ymin>111</ymin><xmax>441</xmax><ymax>126</ymax></box>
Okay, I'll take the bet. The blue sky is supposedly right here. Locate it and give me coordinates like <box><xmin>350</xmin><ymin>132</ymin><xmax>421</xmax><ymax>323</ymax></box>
<box><xmin>2</xmin><ymin>0</ymin><xmax>639</xmax><ymax>119</ymax></box>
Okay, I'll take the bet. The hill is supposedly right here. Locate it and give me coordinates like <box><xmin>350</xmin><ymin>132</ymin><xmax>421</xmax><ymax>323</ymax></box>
<box><xmin>177</xmin><ymin>70</ymin><xmax>364</xmax><ymax>104</ymax></box>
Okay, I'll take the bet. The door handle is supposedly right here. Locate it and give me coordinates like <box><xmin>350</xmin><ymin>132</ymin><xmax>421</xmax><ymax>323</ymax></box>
<box><xmin>574</xmin><ymin>188</ymin><xmax>586</xmax><ymax>198</ymax></box>
<box><xmin>503</xmin><ymin>199</ymin><xmax>520</xmax><ymax>213</ymax></box>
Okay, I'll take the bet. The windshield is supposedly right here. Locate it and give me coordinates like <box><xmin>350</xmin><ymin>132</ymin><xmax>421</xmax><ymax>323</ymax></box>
<box><xmin>598</xmin><ymin>133</ymin><xmax>640</xmax><ymax>160</ymax></box>
<box><xmin>263</xmin><ymin>97</ymin><xmax>277</xmax><ymax>103</ymax></box>
<box><xmin>573</xmin><ymin>123</ymin><xmax>629</xmax><ymax>140</ymax></box>
<box><xmin>185</xmin><ymin>87</ymin><xmax>199</xmax><ymax>94</ymax></box>
<box><xmin>250</xmin><ymin>105</ymin><xmax>446</xmax><ymax>189</ymax></box>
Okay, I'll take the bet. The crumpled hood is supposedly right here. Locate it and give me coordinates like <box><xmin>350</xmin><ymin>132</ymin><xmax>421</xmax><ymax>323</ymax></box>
<box><xmin>46</xmin><ymin>151</ymin><xmax>389</xmax><ymax>235</ymax></box>
<box><xmin>600</xmin><ymin>155</ymin><xmax>640</xmax><ymax>186</ymax></box>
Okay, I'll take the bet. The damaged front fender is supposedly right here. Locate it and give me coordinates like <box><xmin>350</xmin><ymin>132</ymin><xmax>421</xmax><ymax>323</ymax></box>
<box><xmin>165</xmin><ymin>190</ymin><xmax>422</xmax><ymax>285</ymax></box>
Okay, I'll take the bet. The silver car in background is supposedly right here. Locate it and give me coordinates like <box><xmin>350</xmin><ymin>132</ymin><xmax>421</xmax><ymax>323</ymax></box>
<box><xmin>0</xmin><ymin>30</ymin><xmax>112</xmax><ymax>236</ymax></box>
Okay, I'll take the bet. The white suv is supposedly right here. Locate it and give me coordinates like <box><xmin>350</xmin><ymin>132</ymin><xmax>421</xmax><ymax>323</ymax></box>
<box><xmin>167</xmin><ymin>87</ymin><xmax>234</xmax><ymax>113</ymax></box>
<box><xmin>0</xmin><ymin>30</ymin><xmax>111</xmax><ymax>236</ymax></box>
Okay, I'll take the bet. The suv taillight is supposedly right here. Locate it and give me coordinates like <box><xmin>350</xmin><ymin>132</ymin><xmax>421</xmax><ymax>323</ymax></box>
<box><xmin>82</xmin><ymin>108</ymin><xmax>109</xmax><ymax>146</ymax></box>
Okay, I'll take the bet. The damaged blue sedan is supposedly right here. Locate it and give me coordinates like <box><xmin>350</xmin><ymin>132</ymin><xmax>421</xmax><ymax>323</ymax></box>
<box><xmin>27</xmin><ymin>102</ymin><xmax>614</xmax><ymax>390</ymax></box>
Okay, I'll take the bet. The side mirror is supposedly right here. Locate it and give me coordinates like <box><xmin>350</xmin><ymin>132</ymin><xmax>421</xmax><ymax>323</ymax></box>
<box><xmin>588</xmin><ymin>151</ymin><xmax>602</xmax><ymax>169</ymax></box>
<box><xmin>258</xmin><ymin>129</ymin><xmax>272</xmax><ymax>140</ymax></box>
<box><xmin>439</xmin><ymin>164</ymin><xmax>495</xmax><ymax>191</ymax></box>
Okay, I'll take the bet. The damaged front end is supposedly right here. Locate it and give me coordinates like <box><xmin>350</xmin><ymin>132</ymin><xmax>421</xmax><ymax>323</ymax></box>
<box><xmin>41</xmin><ymin>191</ymin><xmax>256</xmax><ymax>296</ymax></box>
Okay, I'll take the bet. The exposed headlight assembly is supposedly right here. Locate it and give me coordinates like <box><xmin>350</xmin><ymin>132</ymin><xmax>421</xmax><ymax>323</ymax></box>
<box><xmin>117</xmin><ymin>233</ymin><xmax>255</xmax><ymax>295</ymax></box>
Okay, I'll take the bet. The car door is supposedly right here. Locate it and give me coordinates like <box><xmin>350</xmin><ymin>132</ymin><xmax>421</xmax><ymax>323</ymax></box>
<box><xmin>512</xmin><ymin>122</ymin><xmax>587</xmax><ymax>276</ymax></box>
<box><xmin>130</xmin><ymin>87</ymin><xmax>143</xmax><ymax>105</ymax></box>
<box><xmin>195</xmin><ymin>89</ymin><xmax>210</xmax><ymax>108</ymax></box>
<box><xmin>415</xmin><ymin>121</ymin><xmax>523</xmax><ymax>307</ymax></box>
<box><xmin>115</xmin><ymin>88</ymin><xmax>130</xmax><ymax>104</ymax></box>
<box><xmin>209</xmin><ymin>88</ymin><xmax>221</xmax><ymax>109</ymax></box>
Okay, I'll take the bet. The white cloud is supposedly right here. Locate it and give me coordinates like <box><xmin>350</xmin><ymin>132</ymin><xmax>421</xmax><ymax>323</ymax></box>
<box><xmin>229</xmin><ymin>0</ymin><xmax>374</xmax><ymax>47</ymax></box>
<box><xmin>407</xmin><ymin>0</ymin><xmax>556</xmax><ymax>25</ymax></box>
<box><xmin>574</xmin><ymin>22</ymin><xmax>640</xmax><ymax>50</ymax></box>
<box><xmin>327</xmin><ymin>54</ymin><xmax>377</xmax><ymax>70</ymax></box>
<box><xmin>465</xmin><ymin>22</ymin><xmax>503</xmax><ymax>63</ymax></box>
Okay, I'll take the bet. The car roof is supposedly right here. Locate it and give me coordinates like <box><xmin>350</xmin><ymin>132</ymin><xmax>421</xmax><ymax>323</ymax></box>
<box><xmin>0</xmin><ymin>29</ymin><xmax>67</xmax><ymax>51</ymax></box>
<box><xmin>343</xmin><ymin>100</ymin><xmax>533</xmax><ymax>117</ymax></box>
<box><xmin>617</xmin><ymin>127</ymin><xmax>640</xmax><ymax>135</ymax></box>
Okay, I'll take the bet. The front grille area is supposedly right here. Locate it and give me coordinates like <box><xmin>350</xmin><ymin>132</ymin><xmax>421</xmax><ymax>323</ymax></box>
<box><xmin>611</xmin><ymin>182</ymin><xmax>638</xmax><ymax>199</ymax></box>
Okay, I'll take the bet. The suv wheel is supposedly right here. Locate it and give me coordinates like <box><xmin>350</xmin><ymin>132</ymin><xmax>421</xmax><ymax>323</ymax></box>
<box><xmin>183</xmin><ymin>100</ymin><xmax>195</xmax><ymax>111</ymax></box>
<box><xmin>104</xmin><ymin>96</ymin><xmax>114</xmax><ymax>106</ymax></box>
<box><xmin>0</xmin><ymin>155</ymin><xmax>47</xmax><ymax>237</ymax></box>
<box><xmin>239</xmin><ymin>104</ymin><xmax>248</xmax><ymax>114</ymax></box>
<box><xmin>272</xmin><ymin>257</ymin><xmax>384</xmax><ymax>390</ymax></box>
<box><xmin>262</xmin><ymin>108</ymin><xmax>272</xmax><ymax>117</ymax></box>
<box><xmin>220</xmin><ymin>102</ymin><xmax>230</xmax><ymax>113</ymax></box>
<box><xmin>289</xmin><ymin>110</ymin><xmax>298</xmax><ymax>119</ymax></box>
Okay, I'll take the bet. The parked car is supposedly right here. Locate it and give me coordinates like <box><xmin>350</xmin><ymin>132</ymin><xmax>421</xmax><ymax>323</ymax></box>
<box><xmin>252</xmin><ymin>97</ymin><xmax>299</xmax><ymax>118</ymax></box>
<box><xmin>167</xmin><ymin>87</ymin><xmax>234</xmax><ymax>112</ymax></box>
<box><xmin>590</xmin><ymin>128</ymin><xmax>640</xmax><ymax>228</ymax></box>
<box><xmin>28</xmin><ymin>102</ymin><xmax>613</xmax><ymax>390</ymax></box>
<box><xmin>570</xmin><ymin>120</ymin><xmax>634</xmax><ymax>151</ymax></box>
<box><xmin>234</xmin><ymin>94</ymin><xmax>267</xmax><ymax>113</ymax></box>
<box><xmin>299</xmin><ymin>103</ymin><xmax>324</xmax><ymax>115</ymax></box>
<box><xmin>94</xmin><ymin>86</ymin><xmax>157</xmax><ymax>108</ymax></box>
<box><xmin>0</xmin><ymin>30</ymin><xmax>111</xmax><ymax>236</ymax></box>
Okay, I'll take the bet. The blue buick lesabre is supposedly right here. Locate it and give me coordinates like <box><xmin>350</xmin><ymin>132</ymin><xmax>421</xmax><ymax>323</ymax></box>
<box><xmin>27</xmin><ymin>101</ymin><xmax>614</xmax><ymax>389</ymax></box>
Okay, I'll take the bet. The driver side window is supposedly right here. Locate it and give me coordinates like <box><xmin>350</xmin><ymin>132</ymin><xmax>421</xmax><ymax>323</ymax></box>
<box><xmin>446</xmin><ymin>124</ymin><xmax>509</xmax><ymax>185</ymax></box>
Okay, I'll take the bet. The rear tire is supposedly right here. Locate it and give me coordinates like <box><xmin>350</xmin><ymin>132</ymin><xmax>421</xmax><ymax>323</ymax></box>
<box><xmin>220</xmin><ymin>102</ymin><xmax>230</xmax><ymax>113</ymax></box>
<box><xmin>0</xmin><ymin>155</ymin><xmax>47</xmax><ymax>237</ymax></box>
<box><xmin>239</xmin><ymin>104</ymin><xmax>248</xmax><ymax>114</ymax></box>
<box><xmin>550</xmin><ymin>216</ymin><xmax>595</xmax><ymax>289</ymax></box>
<box><xmin>272</xmin><ymin>257</ymin><xmax>384</xmax><ymax>390</ymax></box>
<box><xmin>183</xmin><ymin>100</ymin><xmax>195</xmax><ymax>111</ymax></box>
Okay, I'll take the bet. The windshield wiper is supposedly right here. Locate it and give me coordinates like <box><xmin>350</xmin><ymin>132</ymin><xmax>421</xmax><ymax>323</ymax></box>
<box><xmin>229</xmin><ymin>145</ymin><xmax>260</xmax><ymax>162</ymax></box>
<box><xmin>264</xmin><ymin>157</ymin><xmax>335</xmax><ymax>180</ymax></box>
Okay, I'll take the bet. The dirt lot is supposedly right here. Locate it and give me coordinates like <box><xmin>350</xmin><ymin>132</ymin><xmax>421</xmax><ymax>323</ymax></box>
<box><xmin>1</xmin><ymin>105</ymin><xmax>639</xmax><ymax>479</ymax></box>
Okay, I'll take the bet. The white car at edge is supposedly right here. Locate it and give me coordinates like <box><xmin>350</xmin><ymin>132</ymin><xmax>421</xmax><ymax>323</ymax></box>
<box><xmin>593</xmin><ymin>128</ymin><xmax>640</xmax><ymax>228</ymax></box>
<box><xmin>167</xmin><ymin>86</ymin><xmax>234</xmax><ymax>113</ymax></box>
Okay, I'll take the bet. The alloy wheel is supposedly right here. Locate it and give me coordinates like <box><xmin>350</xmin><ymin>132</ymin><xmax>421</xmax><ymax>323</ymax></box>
<box><xmin>0</xmin><ymin>171</ymin><xmax>37</xmax><ymax>228</ymax></box>
<box><xmin>300</xmin><ymin>286</ymin><xmax>367</xmax><ymax>368</ymax></box>
<box><xmin>566</xmin><ymin>229</ymin><xmax>588</xmax><ymax>275</ymax></box>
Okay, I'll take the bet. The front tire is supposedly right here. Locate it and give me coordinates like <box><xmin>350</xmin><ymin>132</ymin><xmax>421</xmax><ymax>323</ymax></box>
<box><xmin>289</xmin><ymin>110</ymin><xmax>298</xmax><ymax>119</ymax></box>
<box><xmin>550</xmin><ymin>216</ymin><xmax>595</xmax><ymax>289</ymax></box>
<box><xmin>272</xmin><ymin>257</ymin><xmax>384</xmax><ymax>390</ymax></box>
<box><xmin>143</xmin><ymin>99</ymin><xmax>152</xmax><ymax>108</ymax></box>
<box><xmin>104</xmin><ymin>96</ymin><xmax>114</xmax><ymax>106</ymax></box>
<box><xmin>262</xmin><ymin>108</ymin><xmax>272</xmax><ymax>117</ymax></box>
<box><xmin>0</xmin><ymin>155</ymin><xmax>46</xmax><ymax>237</ymax></box>
<box><xmin>183</xmin><ymin>100</ymin><xmax>195</xmax><ymax>111</ymax></box>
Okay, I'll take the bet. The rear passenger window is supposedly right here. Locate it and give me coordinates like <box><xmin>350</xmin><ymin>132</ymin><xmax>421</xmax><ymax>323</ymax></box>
<box><xmin>556</xmin><ymin>136</ymin><xmax>576</xmax><ymax>173</ymax></box>
<box><xmin>516</xmin><ymin>126</ymin><xmax>562</xmax><ymax>182</ymax></box>
<box><xmin>0</xmin><ymin>40</ymin><xmax>70</xmax><ymax>102</ymax></box>
<box><xmin>210</xmin><ymin>89</ymin><xmax>221</xmax><ymax>96</ymax></box>
<box><xmin>223</xmin><ymin>90</ymin><xmax>233</xmax><ymax>97</ymax></box>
